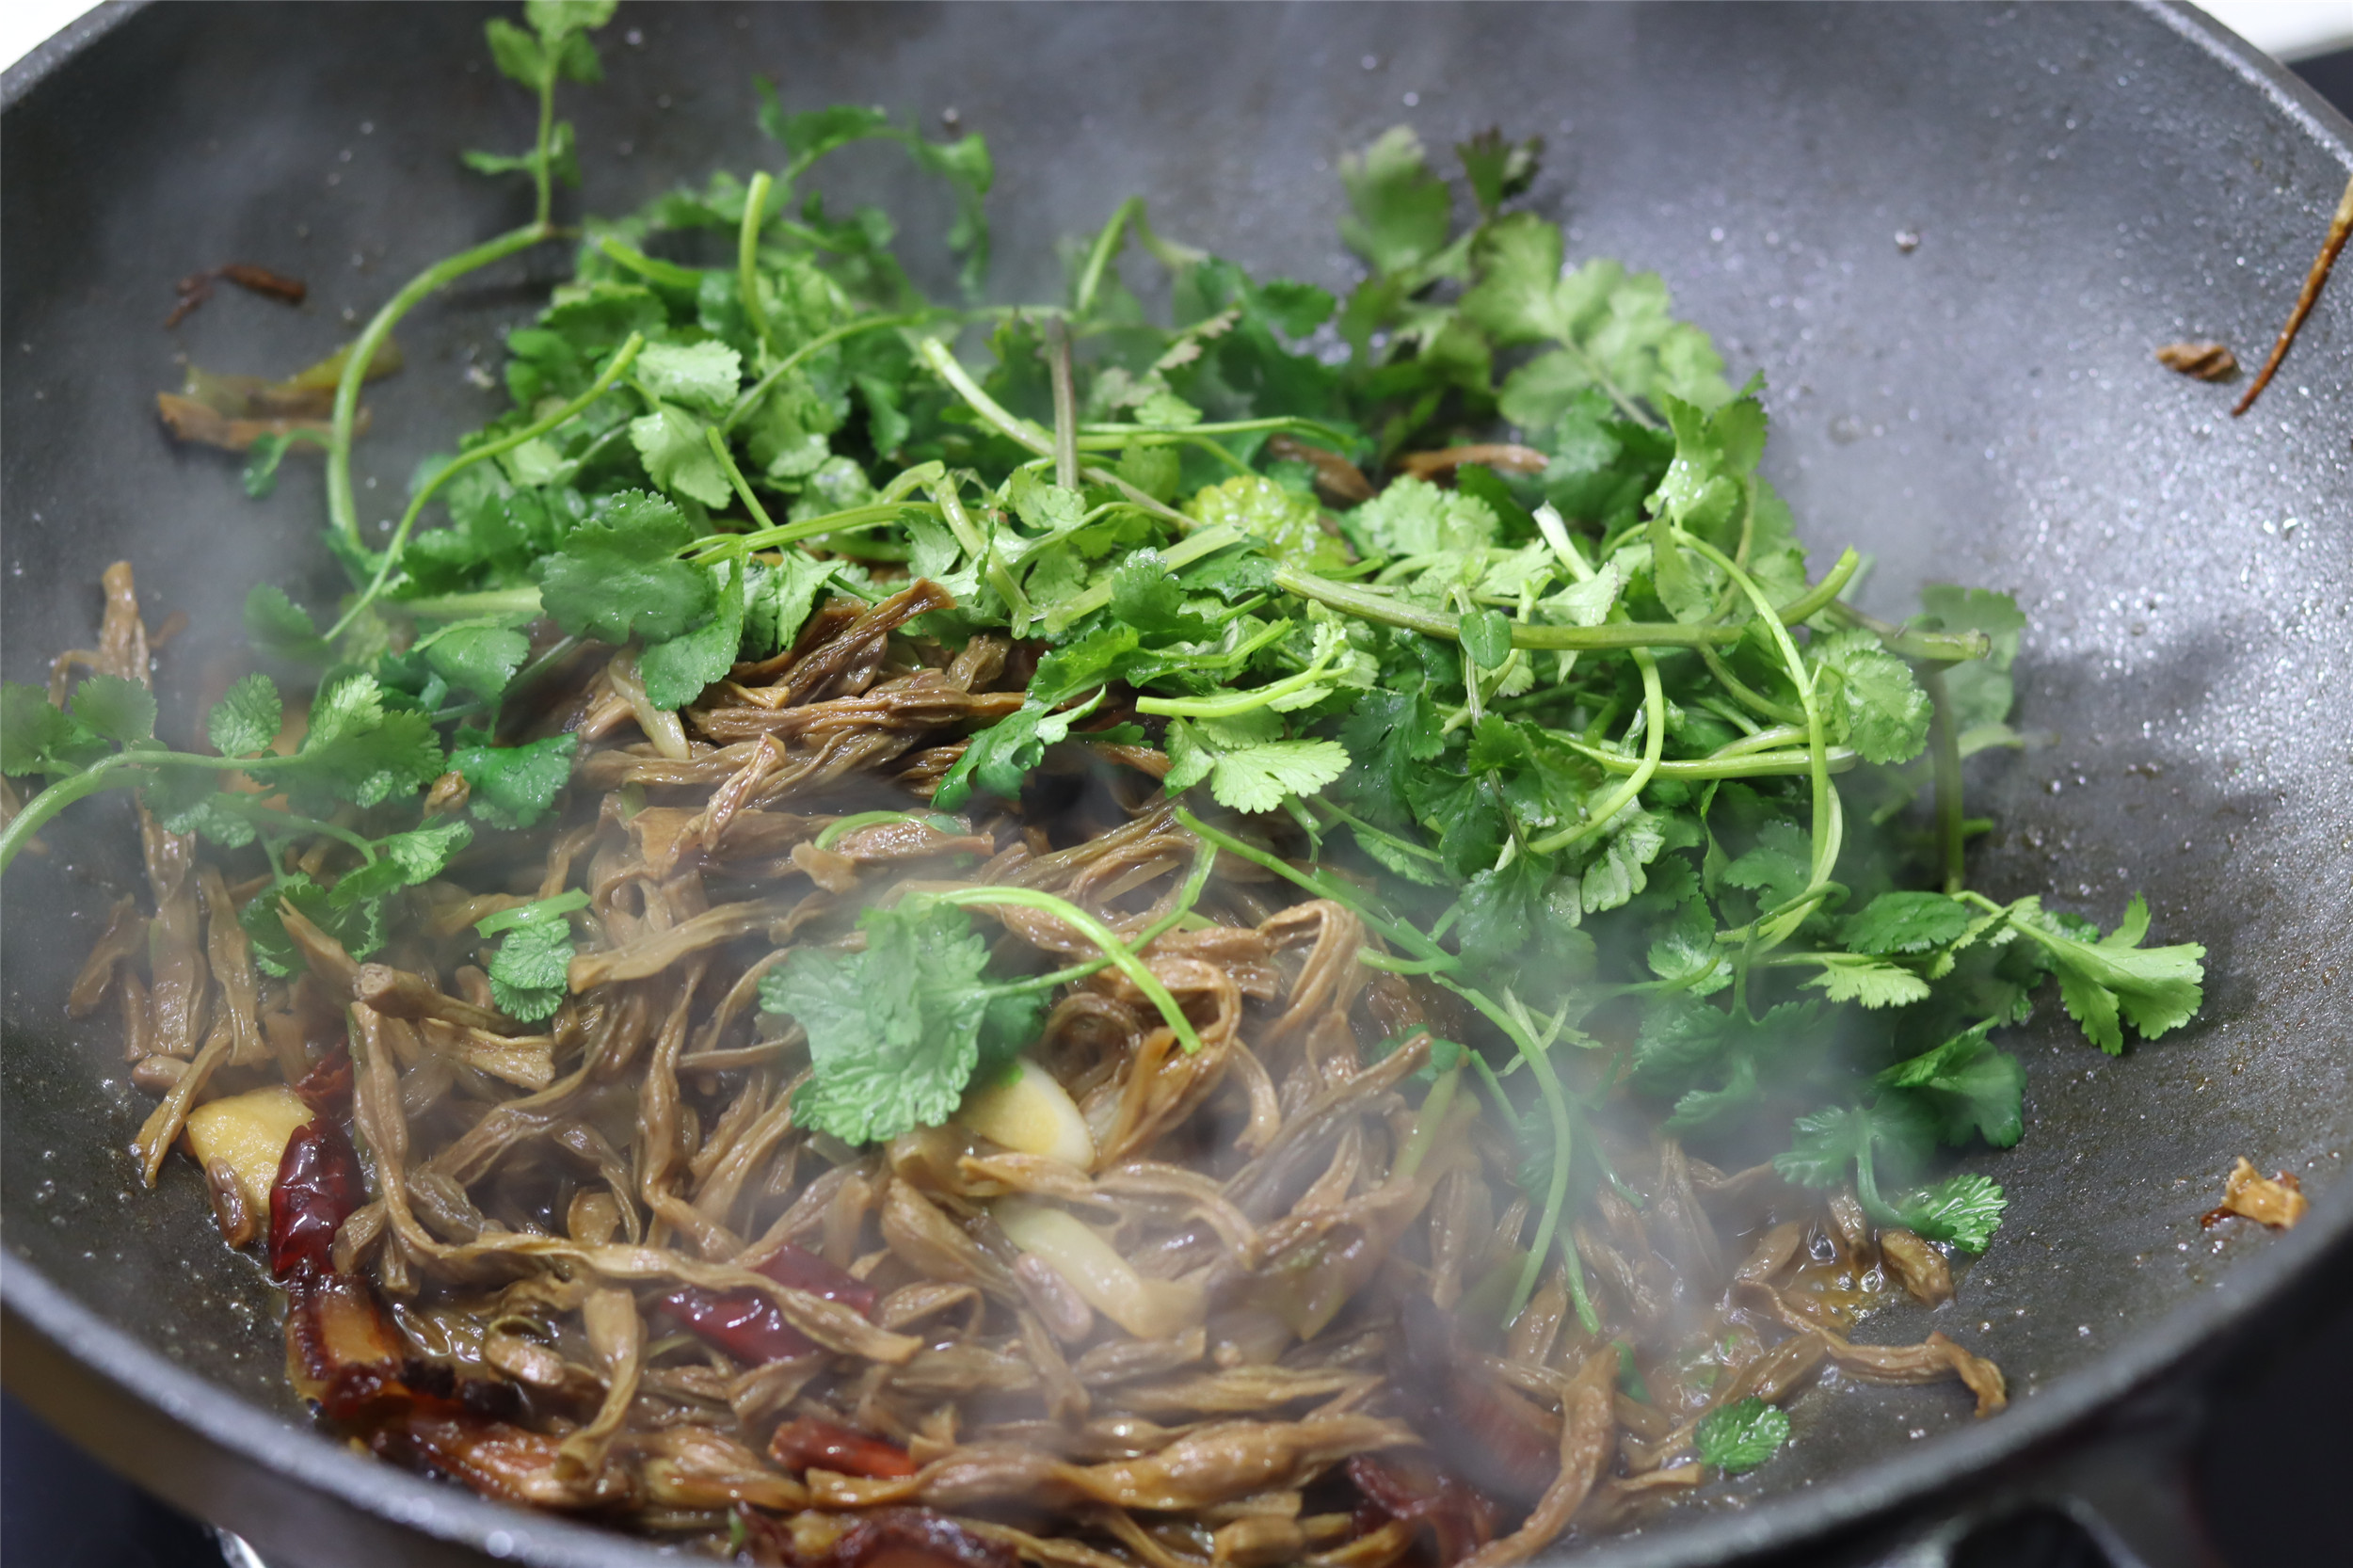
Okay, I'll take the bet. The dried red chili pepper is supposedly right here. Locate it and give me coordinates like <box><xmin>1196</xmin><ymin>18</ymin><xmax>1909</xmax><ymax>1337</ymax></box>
<box><xmin>1347</xmin><ymin>1452</ymin><xmax>1497</xmax><ymax>1568</ymax></box>
<box><xmin>268</xmin><ymin>1115</ymin><xmax>362</xmax><ymax>1280</ymax></box>
<box><xmin>655</xmin><ymin>1242</ymin><xmax>875</xmax><ymax>1367</ymax></box>
<box><xmin>817</xmin><ymin>1509</ymin><xmax>1013</xmax><ymax>1568</ymax></box>
<box><xmin>291</xmin><ymin>1044</ymin><xmax>353</xmax><ymax>1118</ymax></box>
<box><xmin>767</xmin><ymin>1416</ymin><xmax>919</xmax><ymax>1480</ymax></box>
<box><xmin>754</xmin><ymin>1240</ymin><xmax>878</xmax><ymax>1318</ymax></box>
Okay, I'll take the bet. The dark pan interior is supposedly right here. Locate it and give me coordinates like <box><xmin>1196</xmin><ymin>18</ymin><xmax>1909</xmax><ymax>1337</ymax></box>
<box><xmin>4</xmin><ymin>5</ymin><xmax>2350</xmax><ymax>1566</ymax></box>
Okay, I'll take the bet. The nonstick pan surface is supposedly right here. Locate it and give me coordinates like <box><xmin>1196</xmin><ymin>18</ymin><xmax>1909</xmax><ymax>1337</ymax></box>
<box><xmin>4</xmin><ymin>6</ymin><xmax>2350</xmax><ymax>1566</ymax></box>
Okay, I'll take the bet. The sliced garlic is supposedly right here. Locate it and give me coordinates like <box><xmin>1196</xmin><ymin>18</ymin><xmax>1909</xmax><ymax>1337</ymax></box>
<box><xmin>994</xmin><ymin>1196</ymin><xmax>1205</xmax><ymax>1340</ymax></box>
<box><xmin>184</xmin><ymin>1084</ymin><xmax>313</xmax><ymax>1220</ymax></box>
<box><xmin>958</xmin><ymin>1057</ymin><xmax>1094</xmax><ymax>1169</ymax></box>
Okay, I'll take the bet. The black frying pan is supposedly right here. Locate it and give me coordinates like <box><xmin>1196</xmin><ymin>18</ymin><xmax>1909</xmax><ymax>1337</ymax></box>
<box><xmin>4</xmin><ymin>6</ymin><xmax>2349</xmax><ymax>1566</ymax></box>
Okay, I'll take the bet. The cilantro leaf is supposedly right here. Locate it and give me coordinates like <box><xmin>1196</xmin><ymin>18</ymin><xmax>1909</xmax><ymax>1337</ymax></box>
<box><xmin>1876</xmin><ymin>1021</ymin><xmax>2025</xmax><ymax>1149</ymax></box>
<box><xmin>1337</xmin><ymin>681</ymin><xmax>1444</xmax><ymax>824</ymax></box>
<box><xmin>1842</xmin><ymin>890</ymin><xmax>1972</xmax><ymax>955</ymax></box>
<box><xmin>2012</xmin><ymin>893</ymin><xmax>2204</xmax><ymax>1055</ymax></box>
<box><xmin>536</xmin><ymin>490</ymin><xmax>713</xmax><ymax>643</ymax></box>
<box><xmin>1470</xmin><ymin>220</ymin><xmax>1733</xmax><ymax>420</ymax></box>
<box><xmin>1885</xmin><ymin>1173</ymin><xmax>2008</xmax><ymax>1254</ymax></box>
<box><xmin>1722</xmin><ymin>819</ymin><xmax>1811</xmax><ymax>913</ymax></box>
<box><xmin>743</xmin><ymin>553</ymin><xmax>836</xmax><ymax>659</ymax></box>
<box><xmin>242</xmin><ymin>872</ymin><xmax>387</xmax><ymax>978</ymax></box>
<box><xmin>1813</xmin><ymin>628</ymin><xmax>1932</xmax><ymax>765</ymax></box>
<box><xmin>1695</xmin><ymin>1397</ymin><xmax>1788</xmax><ymax>1474</ymax></box>
<box><xmin>450</xmin><ymin>727</ymin><xmax>578</xmax><ymax>830</ymax></box>
<box><xmin>628</xmin><ymin>404</ymin><xmax>733</xmax><ymax>507</ymax></box>
<box><xmin>1166</xmin><ymin>716</ymin><xmax>1350</xmax><ymax>814</ymax></box>
<box><xmin>1</xmin><ymin>681</ymin><xmax>106</xmax><ymax>777</ymax></box>
<box><xmin>418</xmin><ymin>623</ymin><xmax>532</xmax><ymax>703</ymax></box>
<box><xmin>485</xmin><ymin>912</ymin><xmax>575</xmax><ymax>1022</ymax></box>
<box><xmin>760</xmin><ymin>900</ymin><xmax>1039</xmax><ymax>1144</ymax></box>
<box><xmin>1777</xmin><ymin>1098</ymin><xmax>2005</xmax><ymax>1252</ymax></box>
<box><xmin>329</xmin><ymin>818</ymin><xmax>475</xmax><ymax>906</ymax></box>
<box><xmin>70</xmin><ymin>674</ymin><xmax>156</xmax><ymax>748</ymax></box>
<box><xmin>639</xmin><ymin>559</ymin><xmax>747</xmax><ymax>709</ymax></box>
<box><xmin>1457</xmin><ymin>128</ymin><xmax>1542</xmax><ymax>219</ymax></box>
<box><xmin>205</xmin><ymin>673</ymin><xmax>282</xmax><ymax>758</ymax></box>
<box><xmin>1459</xmin><ymin>608</ymin><xmax>1513</xmax><ymax>670</ymax></box>
<box><xmin>1341</xmin><ymin>475</ymin><xmax>1498</xmax><ymax>558</ymax></box>
<box><xmin>279</xmin><ymin>672</ymin><xmax>443</xmax><ymax>808</ymax></box>
<box><xmin>633</xmin><ymin>341</ymin><xmax>743</xmax><ymax>415</ymax></box>
<box><xmin>1800</xmin><ymin>952</ymin><xmax>1932</xmax><ymax>1009</ymax></box>
<box><xmin>1338</xmin><ymin>126</ymin><xmax>1452</xmax><ymax>277</ymax></box>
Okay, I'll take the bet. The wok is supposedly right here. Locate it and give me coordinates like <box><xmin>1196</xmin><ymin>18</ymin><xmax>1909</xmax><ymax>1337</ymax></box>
<box><xmin>4</xmin><ymin>4</ymin><xmax>2349</xmax><ymax>1566</ymax></box>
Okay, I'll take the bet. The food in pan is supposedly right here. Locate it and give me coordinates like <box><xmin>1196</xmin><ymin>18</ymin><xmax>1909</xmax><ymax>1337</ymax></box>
<box><xmin>0</xmin><ymin>6</ymin><xmax>2208</xmax><ymax>1563</ymax></box>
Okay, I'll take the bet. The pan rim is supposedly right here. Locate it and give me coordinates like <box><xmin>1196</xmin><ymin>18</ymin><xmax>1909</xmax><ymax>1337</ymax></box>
<box><xmin>2</xmin><ymin>1</ymin><xmax>2348</xmax><ymax>1564</ymax></box>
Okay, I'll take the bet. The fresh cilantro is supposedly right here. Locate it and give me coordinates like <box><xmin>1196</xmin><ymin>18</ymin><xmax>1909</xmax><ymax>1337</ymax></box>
<box><xmin>449</xmin><ymin>727</ymin><xmax>578</xmax><ymax>830</ymax></box>
<box><xmin>639</xmin><ymin>559</ymin><xmax>746</xmax><ymax>709</ymax></box>
<box><xmin>1876</xmin><ymin>1021</ymin><xmax>2025</xmax><ymax>1149</ymax></box>
<box><xmin>632</xmin><ymin>341</ymin><xmax>742</xmax><ymax>414</ymax></box>
<box><xmin>2005</xmin><ymin>893</ymin><xmax>2205</xmax><ymax>1056</ymax></box>
<box><xmin>536</xmin><ymin>490</ymin><xmax>713</xmax><ymax>643</ymax></box>
<box><xmin>242</xmin><ymin>872</ymin><xmax>389</xmax><ymax>978</ymax></box>
<box><xmin>759</xmin><ymin>900</ymin><xmax>1043</xmax><ymax>1144</ymax></box>
<box><xmin>628</xmin><ymin>403</ymin><xmax>734</xmax><ymax>506</ymax></box>
<box><xmin>206</xmin><ymin>673</ymin><xmax>283</xmax><ymax>758</ymax></box>
<box><xmin>1842</xmin><ymin>890</ymin><xmax>1973</xmax><ymax>955</ymax></box>
<box><xmin>1799</xmin><ymin>952</ymin><xmax>1933</xmax><ymax>1010</ymax></box>
<box><xmin>66</xmin><ymin>674</ymin><xmax>155</xmax><ymax>747</ymax></box>
<box><xmin>1164</xmin><ymin>713</ymin><xmax>1351</xmax><ymax>815</ymax></box>
<box><xmin>1813</xmin><ymin>628</ymin><xmax>1933</xmax><ymax>765</ymax></box>
<box><xmin>1338</xmin><ymin>126</ymin><xmax>1453</xmax><ymax>278</ymax></box>
<box><xmin>1694</xmin><ymin>1397</ymin><xmax>1789</xmax><ymax>1474</ymax></box>
<box><xmin>1776</xmin><ymin>1099</ymin><xmax>2008</xmax><ymax>1253</ymax></box>
<box><xmin>476</xmin><ymin>890</ymin><xmax>586</xmax><ymax>1021</ymax></box>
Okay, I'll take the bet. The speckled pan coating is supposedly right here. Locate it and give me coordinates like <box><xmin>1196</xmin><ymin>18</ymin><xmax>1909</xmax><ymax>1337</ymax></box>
<box><xmin>4</xmin><ymin>5</ymin><xmax>2347</xmax><ymax>1566</ymax></box>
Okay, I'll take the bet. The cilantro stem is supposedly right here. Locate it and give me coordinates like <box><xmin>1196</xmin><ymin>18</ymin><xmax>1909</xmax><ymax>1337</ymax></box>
<box><xmin>740</xmin><ymin>171</ymin><xmax>776</xmax><ymax>353</ymax></box>
<box><xmin>1047</xmin><ymin>319</ymin><xmax>1080</xmax><ymax>489</ymax></box>
<box><xmin>981</xmin><ymin>838</ymin><xmax>1217</xmax><ymax>998</ymax></box>
<box><xmin>1922</xmin><ymin>664</ymin><xmax>1967</xmax><ymax>895</ymax></box>
<box><xmin>339</xmin><ymin>334</ymin><xmax>645</xmax><ymax>640</ymax></box>
<box><xmin>1069</xmin><ymin>196</ymin><xmax>1205</xmax><ymax>315</ymax></box>
<box><xmin>722</xmin><ymin>313</ymin><xmax>927</xmax><ymax>433</ymax></box>
<box><xmin>1527</xmin><ymin>646</ymin><xmax>1663</xmax><ymax>857</ymax></box>
<box><xmin>1310</xmin><ymin>795</ymin><xmax>1444</xmax><ymax>865</ymax></box>
<box><xmin>1040</xmin><ymin>522</ymin><xmax>1247</xmax><ymax>632</ymax></box>
<box><xmin>1699</xmin><ymin>643</ymin><xmax>1805</xmax><ymax>727</ymax></box>
<box><xmin>1394</xmin><ymin>1057</ymin><xmax>1461</xmax><ymax>1182</ymax></box>
<box><xmin>1132</xmin><ymin>653</ymin><xmax>1334</xmax><ymax>719</ymax></box>
<box><xmin>811</xmin><ymin>809</ymin><xmax>964</xmax><ymax>852</ymax></box>
<box><xmin>930</xmin><ymin>475</ymin><xmax>1033</xmax><ymax>632</ymax></box>
<box><xmin>594</xmin><ymin>235</ymin><xmax>700</xmax><ymax>290</ymax></box>
<box><xmin>1075</xmin><ymin>414</ymin><xmax>1358</xmax><ymax>448</ymax></box>
<box><xmin>327</xmin><ymin>222</ymin><xmax>559</xmax><ymax>561</ymax></box>
<box><xmin>1072</xmin><ymin>198</ymin><xmax>1139</xmax><ymax>318</ymax></box>
<box><xmin>929</xmin><ymin>886</ymin><xmax>1200</xmax><ymax>1054</ymax></box>
<box><xmin>1354</xmin><ymin>950</ymin><xmax>1457</xmax><ymax>975</ymax></box>
<box><xmin>1433</xmin><ymin>975</ymin><xmax>1589</xmax><ymax>1330</ymax></box>
<box><xmin>0</xmin><ymin>755</ymin><xmax>140</xmax><ymax>874</ymax></box>
<box><xmin>1821</xmin><ymin>600</ymin><xmax>1991</xmax><ymax>664</ymax></box>
<box><xmin>916</xmin><ymin>337</ymin><xmax>1195</xmax><ymax>533</ymax></box>
<box><xmin>707</xmin><ymin>426</ymin><xmax>781</xmax><ymax>533</ymax></box>
<box><xmin>1554</xmin><ymin>734</ymin><xmax>1859</xmax><ymax>780</ymax></box>
<box><xmin>1173</xmin><ymin>808</ymin><xmax>1453</xmax><ymax>968</ymax></box>
<box><xmin>392</xmin><ymin>587</ymin><xmax>547</xmax><ymax>622</ymax></box>
<box><xmin>696</xmin><ymin>500</ymin><xmax>941</xmax><ymax>561</ymax></box>
<box><xmin>1270</xmin><ymin>554</ymin><xmax>1857</xmax><ymax>653</ymax></box>
<box><xmin>1671</xmin><ymin>527</ymin><xmax>1836</xmax><ymax>906</ymax></box>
